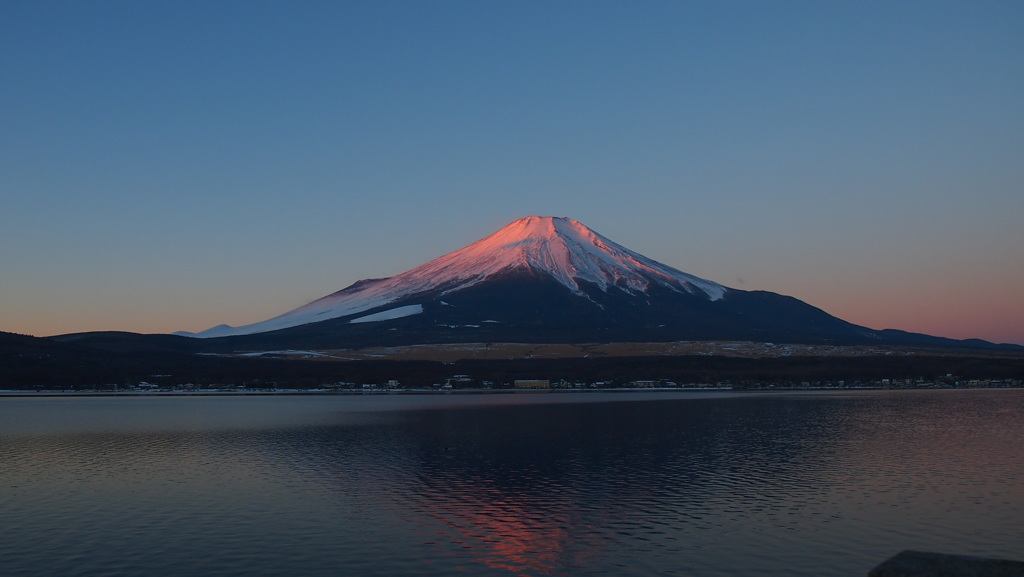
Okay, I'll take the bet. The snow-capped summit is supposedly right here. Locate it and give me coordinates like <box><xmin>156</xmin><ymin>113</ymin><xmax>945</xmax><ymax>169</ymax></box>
<box><xmin>183</xmin><ymin>216</ymin><xmax>727</xmax><ymax>338</ymax></box>
<box><xmin>422</xmin><ymin>216</ymin><xmax>727</xmax><ymax>300</ymax></box>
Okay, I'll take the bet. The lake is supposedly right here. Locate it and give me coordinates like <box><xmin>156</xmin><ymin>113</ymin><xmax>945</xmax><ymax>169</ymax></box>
<box><xmin>1</xmin><ymin>389</ymin><xmax>1021</xmax><ymax>576</ymax></box>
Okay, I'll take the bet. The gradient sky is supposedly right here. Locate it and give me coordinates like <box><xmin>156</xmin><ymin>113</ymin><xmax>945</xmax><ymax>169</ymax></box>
<box><xmin>2</xmin><ymin>1</ymin><xmax>1022</xmax><ymax>345</ymax></box>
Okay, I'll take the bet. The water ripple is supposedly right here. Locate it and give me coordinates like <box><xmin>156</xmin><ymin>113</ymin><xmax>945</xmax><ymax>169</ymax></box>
<box><xmin>1</xmin><ymin>390</ymin><xmax>1022</xmax><ymax>576</ymax></box>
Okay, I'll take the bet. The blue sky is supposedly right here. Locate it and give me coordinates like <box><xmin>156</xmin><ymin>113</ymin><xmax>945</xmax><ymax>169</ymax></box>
<box><xmin>2</xmin><ymin>0</ymin><xmax>1023</xmax><ymax>344</ymax></box>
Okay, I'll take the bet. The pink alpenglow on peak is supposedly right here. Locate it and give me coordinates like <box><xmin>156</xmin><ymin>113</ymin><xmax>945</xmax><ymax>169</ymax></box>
<box><xmin>450</xmin><ymin>216</ymin><xmax>727</xmax><ymax>300</ymax></box>
<box><xmin>183</xmin><ymin>216</ymin><xmax>727</xmax><ymax>338</ymax></box>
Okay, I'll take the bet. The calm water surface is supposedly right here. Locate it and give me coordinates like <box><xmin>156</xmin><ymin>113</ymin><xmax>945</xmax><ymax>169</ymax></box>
<box><xmin>1</xmin><ymin>390</ymin><xmax>1021</xmax><ymax>576</ymax></box>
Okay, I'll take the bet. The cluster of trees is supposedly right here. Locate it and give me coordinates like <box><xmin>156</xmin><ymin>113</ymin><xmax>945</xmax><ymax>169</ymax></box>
<box><xmin>4</xmin><ymin>342</ymin><xmax>1024</xmax><ymax>390</ymax></box>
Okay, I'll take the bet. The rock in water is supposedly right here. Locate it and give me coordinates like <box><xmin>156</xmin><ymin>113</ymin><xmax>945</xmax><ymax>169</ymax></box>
<box><xmin>869</xmin><ymin>550</ymin><xmax>1024</xmax><ymax>577</ymax></box>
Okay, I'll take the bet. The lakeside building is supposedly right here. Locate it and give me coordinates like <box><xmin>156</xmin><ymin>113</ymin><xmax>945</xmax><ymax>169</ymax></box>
<box><xmin>630</xmin><ymin>380</ymin><xmax>659</xmax><ymax>388</ymax></box>
<box><xmin>514</xmin><ymin>379</ymin><xmax>551</xmax><ymax>389</ymax></box>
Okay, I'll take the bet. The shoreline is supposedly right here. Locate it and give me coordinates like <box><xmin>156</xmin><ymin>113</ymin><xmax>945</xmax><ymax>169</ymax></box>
<box><xmin>2</xmin><ymin>385</ymin><xmax>1018</xmax><ymax>398</ymax></box>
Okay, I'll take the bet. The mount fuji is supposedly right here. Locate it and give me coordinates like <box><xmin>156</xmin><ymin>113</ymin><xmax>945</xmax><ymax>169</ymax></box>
<box><xmin>174</xmin><ymin>215</ymin><xmax>940</xmax><ymax>350</ymax></box>
<box><xmin>185</xmin><ymin>216</ymin><xmax>727</xmax><ymax>338</ymax></box>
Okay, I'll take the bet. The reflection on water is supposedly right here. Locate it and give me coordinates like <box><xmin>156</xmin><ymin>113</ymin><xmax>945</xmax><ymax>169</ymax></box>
<box><xmin>1</xmin><ymin>390</ymin><xmax>1022</xmax><ymax>577</ymax></box>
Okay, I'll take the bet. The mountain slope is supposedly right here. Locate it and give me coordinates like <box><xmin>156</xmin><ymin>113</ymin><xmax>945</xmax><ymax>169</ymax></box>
<box><xmin>182</xmin><ymin>216</ymin><xmax>727</xmax><ymax>338</ymax></box>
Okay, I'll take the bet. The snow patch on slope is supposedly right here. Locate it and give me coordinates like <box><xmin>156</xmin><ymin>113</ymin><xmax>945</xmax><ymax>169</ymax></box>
<box><xmin>349</xmin><ymin>304</ymin><xmax>423</xmax><ymax>324</ymax></box>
